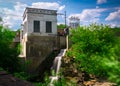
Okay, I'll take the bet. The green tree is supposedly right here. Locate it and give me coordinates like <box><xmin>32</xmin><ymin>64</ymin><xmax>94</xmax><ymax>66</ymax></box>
<box><xmin>68</xmin><ymin>24</ymin><xmax>120</xmax><ymax>84</ymax></box>
<box><xmin>57</xmin><ymin>24</ymin><xmax>66</xmax><ymax>29</ymax></box>
<box><xmin>0</xmin><ymin>25</ymin><xmax>21</xmax><ymax>73</ymax></box>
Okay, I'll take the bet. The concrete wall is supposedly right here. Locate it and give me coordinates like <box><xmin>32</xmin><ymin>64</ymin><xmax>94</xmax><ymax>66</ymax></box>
<box><xmin>59</xmin><ymin>36</ymin><xmax>66</xmax><ymax>49</ymax></box>
<box><xmin>25</xmin><ymin>36</ymin><xmax>59</xmax><ymax>74</ymax></box>
<box><xmin>27</xmin><ymin>13</ymin><xmax>57</xmax><ymax>35</ymax></box>
<box><xmin>21</xmin><ymin>8</ymin><xmax>67</xmax><ymax>78</ymax></box>
<box><xmin>21</xmin><ymin>8</ymin><xmax>57</xmax><ymax>58</ymax></box>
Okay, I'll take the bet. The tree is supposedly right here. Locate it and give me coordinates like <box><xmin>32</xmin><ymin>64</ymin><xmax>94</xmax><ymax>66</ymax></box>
<box><xmin>57</xmin><ymin>24</ymin><xmax>66</xmax><ymax>29</ymax></box>
<box><xmin>67</xmin><ymin>24</ymin><xmax>120</xmax><ymax>84</ymax></box>
<box><xmin>0</xmin><ymin>25</ymin><xmax>21</xmax><ymax>73</ymax></box>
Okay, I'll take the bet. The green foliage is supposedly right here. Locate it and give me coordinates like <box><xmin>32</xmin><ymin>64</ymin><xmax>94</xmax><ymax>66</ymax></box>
<box><xmin>0</xmin><ymin>25</ymin><xmax>21</xmax><ymax>73</ymax></box>
<box><xmin>14</xmin><ymin>72</ymin><xmax>29</xmax><ymax>80</ymax></box>
<box><xmin>0</xmin><ymin>67</ymin><xmax>4</xmax><ymax>71</ymax></box>
<box><xmin>57</xmin><ymin>24</ymin><xmax>66</xmax><ymax>29</ymax></box>
<box><xmin>34</xmin><ymin>73</ymin><xmax>50</xmax><ymax>86</ymax></box>
<box><xmin>13</xmin><ymin>60</ymin><xmax>33</xmax><ymax>80</ymax></box>
<box><xmin>34</xmin><ymin>76</ymin><xmax>73</xmax><ymax>86</ymax></box>
<box><xmin>51</xmin><ymin>70</ymin><xmax>56</xmax><ymax>76</ymax></box>
<box><xmin>112</xmin><ymin>27</ymin><xmax>120</xmax><ymax>36</ymax></box>
<box><xmin>68</xmin><ymin>24</ymin><xmax>120</xmax><ymax>84</ymax></box>
<box><xmin>53</xmin><ymin>77</ymin><xmax>67</xmax><ymax>86</ymax></box>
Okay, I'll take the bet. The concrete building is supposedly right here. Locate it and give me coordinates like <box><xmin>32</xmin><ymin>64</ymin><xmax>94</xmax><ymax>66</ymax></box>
<box><xmin>20</xmin><ymin>7</ymin><xmax>57</xmax><ymax>58</ymax></box>
<box><xmin>20</xmin><ymin>7</ymin><xmax>59</xmax><ymax>74</ymax></box>
<box><xmin>22</xmin><ymin>7</ymin><xmax>57</xmax><ymax>36</ymax></box>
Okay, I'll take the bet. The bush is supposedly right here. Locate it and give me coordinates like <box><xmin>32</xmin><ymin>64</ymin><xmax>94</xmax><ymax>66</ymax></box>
<box><xmin>68</xmin><ymin>24</ymin><xmax>120</xmax><ymax>84</ymax></box>
<box><xmin>0</xmin><ymin>25</ymin><xmax>21</xmax><ymax>73</ymax></box>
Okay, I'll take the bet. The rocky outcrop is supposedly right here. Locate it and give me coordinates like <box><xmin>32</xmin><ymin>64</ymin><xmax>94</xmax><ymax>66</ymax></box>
<box><xmin>0</xmin><ymin>71</ymin><xmax>35</xmax><ymax>86</ymax></box>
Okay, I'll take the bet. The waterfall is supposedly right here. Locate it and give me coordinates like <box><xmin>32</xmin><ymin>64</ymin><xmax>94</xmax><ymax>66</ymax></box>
<box><xmin>49</xmin><ymin>49</ymin><xmax>67</xmax><ymax>85</ymax></box>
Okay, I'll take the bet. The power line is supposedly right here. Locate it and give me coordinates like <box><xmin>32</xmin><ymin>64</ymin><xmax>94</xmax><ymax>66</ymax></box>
<box><xmin>57</xmin><ymin>11</ymin><xmax>67</xmax><ymax>28</ymax></box>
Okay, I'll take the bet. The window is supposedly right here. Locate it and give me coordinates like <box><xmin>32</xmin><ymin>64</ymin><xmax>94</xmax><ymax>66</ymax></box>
<box><xmin>34</xmin><ymin>20</ymin><xmax>40</xmax><ymax>32</ymax></box>
<box><xmin>46</xmin><ymin>21</ymin><xmax>52</xmax><ymax>33</ymax></box>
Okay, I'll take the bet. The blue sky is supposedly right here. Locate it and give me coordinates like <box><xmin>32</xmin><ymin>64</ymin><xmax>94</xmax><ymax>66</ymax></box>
<box><xmin>0</xmin><ymin>0</ymin><xmax>120</xmax><ymax>30</ymax></box>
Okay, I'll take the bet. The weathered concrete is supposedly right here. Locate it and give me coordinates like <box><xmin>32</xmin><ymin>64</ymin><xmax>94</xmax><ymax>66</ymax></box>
<box><xmin>25</xmin><ymin>36</ymin><xmax>59</xmax><ymax>75</ymax></box>
<box><xmin>59</xmin><ymin>36</ymin><xmax>66</xmax><ymax>49</ymax></box>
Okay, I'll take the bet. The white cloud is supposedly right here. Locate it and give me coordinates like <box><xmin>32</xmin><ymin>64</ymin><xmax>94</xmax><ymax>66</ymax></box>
<box><xmin>69</xmin><ymin>8</ymin><xmax>106</xmax><ymax>25</ymax></box>
<box><xmin>105</xmin><ymin>9</ymin><xmax>120</xmax><ymax>27</ymax></box>
<box><xmin>96</xmin><ymin>6</ymin><xmax>99</xmax><ymax>9</ymax></box>
<box><xmin>0</xmin><ymin>2</ymin><xmax>65</xmax><ymax>29</ymax></box>
<box><xmin>59</xmin><ymin>5</ymin><xmax>65</xmax><ymax>11</ymax></box>
<box><xmin>105</xmin><ymin>10</ymin><xmax>120</xmax><ymax>21</ymax></box>
<box><xmin>97</xmin><ymin>0</ymin><xmax>107</xmax><ymax>4</ymax></box>
<box><xmin>31</xmin><ymin>2</ymin><xmax>65</xmax><ymax>12</ymax></box>
<box><xmin>1</xmin><ymin>2</ymin><xmax>27</xmax><ymax>29</ymax></box>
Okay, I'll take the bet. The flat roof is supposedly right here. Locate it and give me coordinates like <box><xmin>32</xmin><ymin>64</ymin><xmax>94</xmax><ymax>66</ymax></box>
<box><xmin>23</xmin><ymin>7</ymin><xmax>57</xmax><ymax>20</ymax></box>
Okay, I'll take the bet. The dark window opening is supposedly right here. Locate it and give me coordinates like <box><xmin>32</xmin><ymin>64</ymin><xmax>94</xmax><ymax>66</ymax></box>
<box><xmin>34</xmin><ymin>20</ymin><xmax>40</xmax><ymax>32</ymax></box>
<box><xmin>46</xmin><ymin>21</ymin><xmax>52</xmax><ymax>33</ymax></box>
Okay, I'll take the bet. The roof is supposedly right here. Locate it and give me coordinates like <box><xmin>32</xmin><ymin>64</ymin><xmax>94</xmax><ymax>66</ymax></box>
<box><xmin>23</xmin><ymin>7</ymin><xmax>57</xmax><ymax>20</ymax></box>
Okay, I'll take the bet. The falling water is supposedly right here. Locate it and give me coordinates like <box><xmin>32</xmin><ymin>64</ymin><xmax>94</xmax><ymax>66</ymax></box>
<box><xmin>50</xmin><ymin>49</ymin><xmax>66</xmax><ymax>85</ymax></box>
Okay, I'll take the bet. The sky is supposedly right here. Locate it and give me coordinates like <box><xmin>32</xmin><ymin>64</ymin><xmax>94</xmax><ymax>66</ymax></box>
<box><xmin>0</xmin><ymin>0</ymin><xmax>120</xmax><ymax>30</ymax></box>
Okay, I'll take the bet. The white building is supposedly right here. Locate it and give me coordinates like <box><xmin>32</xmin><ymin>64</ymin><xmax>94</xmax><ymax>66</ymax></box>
<box><xmin>20</xmin><ymin>7</ymin><xmax>57</xmax><ymax>57</ymax></box>
<box><xmin>22</xmin><ymin>7</ymin><xmax>57</xmax><ymax>36</ymax></box>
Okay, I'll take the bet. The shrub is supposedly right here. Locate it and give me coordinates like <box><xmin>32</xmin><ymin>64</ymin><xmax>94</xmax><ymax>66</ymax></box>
<box><xmin>68</xmin><ymin>24</ymin><xmax>120</xmax><ymax>84</ymax></box>
<box><xmin>0</xmin><ymin>25</ymin><xmax>21</xmax><ymax>73</ymax></box>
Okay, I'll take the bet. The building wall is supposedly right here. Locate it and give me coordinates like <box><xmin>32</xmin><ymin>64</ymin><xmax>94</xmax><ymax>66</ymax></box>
<box><xmin>20</xmin><ymin>8</ymin><xmax>63</xmax><ymax>75</ymax></box>
<box><xmin>26</xmin><ymin>10</ymin><xmax>57</xmax><ymax>36</ymax></box>
<box><xmin>25</xmin><ymin>36</ymin><xmax>59</xmax><ymax>74</ymax></box>
<box><xmin>21</xmin><ymin>8</ymin><xmax>57</xmax><ymax>57</ymax></box>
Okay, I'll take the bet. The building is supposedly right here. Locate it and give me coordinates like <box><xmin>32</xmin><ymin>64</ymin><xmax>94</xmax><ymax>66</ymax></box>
<box><xmin>22</xmin><ymin>7</ymin><xmax>57</xmax><ymax>36</ymax></box>
<box><xmin>69</xmin><ymin>16</ymin><xmax>80</xmax><ymax>28</ymax></box>
<box><xmin>20</xmin><ymin>7</ymin><xmax>59</xmax><ymax>74</ymax></box>
<box><xmin>20</xmin><ymin>7</ymin><xmax>57</xmax><ymax>57</ymax></box>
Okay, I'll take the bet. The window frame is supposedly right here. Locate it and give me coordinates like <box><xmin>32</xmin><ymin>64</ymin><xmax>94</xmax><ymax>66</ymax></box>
<box><xmin>33</xmin><ymin>20</ymin><xmax>40</xmax><ymax>32</ymax></box>
<box><xmin>46</xmin><ymin>21</ymin><xmax>52</xmax><ymax>33</ymax></box>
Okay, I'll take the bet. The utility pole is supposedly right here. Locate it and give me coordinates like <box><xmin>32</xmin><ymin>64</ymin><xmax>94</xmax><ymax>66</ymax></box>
<box><xmin>64</xmin><ymin>11</ymin><xmax>67</xmax><ymax>28</ymax></box>
<box><xmin>57</xmin><ymin>11</ymin><xmax>68</xmax><ymax>50</ymax></box>
<box><xmin>57</xmin><ymin>11</ymin><xmax>67</xmax><ymax>28</ymax></box>
<box><xmin>64</xmin><ymin>11</ymin><xmax>68</xmax><ymax>50</ymax></box>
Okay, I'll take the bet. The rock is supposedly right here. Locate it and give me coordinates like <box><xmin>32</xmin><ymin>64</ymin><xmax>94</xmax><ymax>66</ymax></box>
<box><xmin>0</xmin><ymin>71</ymin><xmax>7</xmax><ymax>75</ymax></box>
<box><xmin>0</xmin><ymin>71</ymin><xmax>35</xmax><ymax>86</ymax></box>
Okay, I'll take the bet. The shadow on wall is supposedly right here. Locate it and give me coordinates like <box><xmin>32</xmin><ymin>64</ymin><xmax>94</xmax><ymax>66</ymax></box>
<box><xmin>28</xmin><ymin>50</ymin><xmax>59</xmax><ymax>82</ymax></box>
